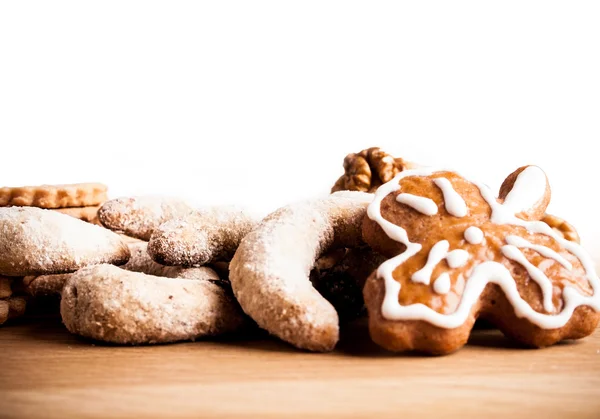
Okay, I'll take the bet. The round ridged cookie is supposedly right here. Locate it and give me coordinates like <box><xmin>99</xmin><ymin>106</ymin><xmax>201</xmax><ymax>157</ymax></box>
<box><xmin>0</xmin><ymin>183</ymin><xmax>107</xmax><ymax>209</ymax></box>
<box><xmin>229</xmin><ymin>191</ymin><xmax>373</xmax><ymax>352</ymax></box>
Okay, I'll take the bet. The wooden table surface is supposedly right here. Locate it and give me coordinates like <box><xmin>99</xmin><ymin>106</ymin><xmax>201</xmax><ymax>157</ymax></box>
<box><xmin>0</xmin><ymin>316</ymin><xmax>599</xmax><ymax>419</ymax></box>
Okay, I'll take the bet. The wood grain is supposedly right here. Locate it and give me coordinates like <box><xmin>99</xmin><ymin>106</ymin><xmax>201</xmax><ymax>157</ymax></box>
<box><xmin>0</xmin><ymin>317</ymin><xmax>599</xmax><ymax>419</ymax></box>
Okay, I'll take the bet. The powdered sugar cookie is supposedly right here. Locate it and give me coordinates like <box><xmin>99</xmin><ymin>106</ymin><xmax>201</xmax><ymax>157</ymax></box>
<box><xmin>0</xmin><ymin>207</ymin><xmax>130</xmax><ymax>276</ymax></box>
<box><xmin>52</xmin><ymin>205</ymin><xmax>101</xmax><ymax>223</ymax></box>
<box><xmin>123</xmin><ymin>241</ymin><xmax>228</xmax><ymax>284</ymax></box>
<box><xmin>22</xmin><ymin>241</ymin><xmax>223</xmax><ymax>296</ymax></box>
<box><xmin>229</xmin><ymin>191</ymin><xmax>373</xmax><ymax>352</ymax></box>
<box><xmin>98</xmin><ymin>196</ymin><xmax>194</xmax><ymax>240</ymax></box>
<box><xmin>148</xmin><ymin>206</ymin><xmax>261</xmax><ymax>267</ymax></box>
<box><xmin>61</xmin><ymin>264</ymin><xmax>247</xmax><ymax>344</ymax></box>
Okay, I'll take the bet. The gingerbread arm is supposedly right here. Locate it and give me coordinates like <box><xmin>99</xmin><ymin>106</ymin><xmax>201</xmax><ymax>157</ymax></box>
<box><xmin>498</xmin><ymin>165</ymin><xmax>551</xmax><ymax>221</ymax></box>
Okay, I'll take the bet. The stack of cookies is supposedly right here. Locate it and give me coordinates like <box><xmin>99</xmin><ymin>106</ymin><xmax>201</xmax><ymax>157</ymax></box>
<box><xmin>0</xmin><ymin>153</ymin><xmax>598</xmax><ymax>356</ymax></box>
<box><xmin>0</xmin><ymin>183</ymin><xmax>108</xmax><ymax>224</ymax></box>
<box><xmin>0</xmin><ymin>183</ymin><xmax>108</xmax><ymax>324</ymax></box>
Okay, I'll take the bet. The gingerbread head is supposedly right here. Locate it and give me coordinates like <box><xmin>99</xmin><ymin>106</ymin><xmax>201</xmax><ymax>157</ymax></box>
<box><xmin>362</xmin><ymin>165</ymin><xmax>600</xmax><ymax>354</ymax></box>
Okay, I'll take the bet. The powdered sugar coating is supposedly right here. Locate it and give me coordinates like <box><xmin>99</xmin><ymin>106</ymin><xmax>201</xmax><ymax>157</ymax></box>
<box><xmin>148</xmin><ymin>206</ymin><xmax>261</xmax><ymax>267</ymax></box>
<box><xmin>52</xmin><ymin>205</ymin><xmax>100</xmax><ymax>223</ymax></box>
<box><xmin>98</xmin><ymin>196</ymin><xmax>194</xmax><ymax>240</ymax></box>
<box><xmin>124</xmin><ymin>241</ymin><xmax>222</xmax><ymax>282</ymax></box>
<box><xmin>0</xmin><ymin>207</ymin><xmax>130</xmax><ymax>276</ymax></box>
<box><xmin>60</xmin><ymin>264</ymin><xmax>247</xmax><ymax>344</ymax></box>
<box><xmin>24</xmin><ymin>241</ymin><xmax>222</xmax><ymax>296</ymax></box>
<box><xmin>23</xmin><ymin>273</ymin><xmax>73</xmax><ymax>296</ymax></box>
<box><xmin>229</xmin><ymin>191</ymin><xmax>373</xmax><ymax>352</ymax></box>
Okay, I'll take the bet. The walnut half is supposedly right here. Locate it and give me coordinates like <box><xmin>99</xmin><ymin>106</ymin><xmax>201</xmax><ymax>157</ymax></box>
<box><xmin>331</xmin><ymin>147</ymin><xmax>414</xmax><ymax>193</ymax></box>
<box><xmin>541</xmin><ymin>214</ymin><xmax>580</xmax><ymax>243</ymax></box>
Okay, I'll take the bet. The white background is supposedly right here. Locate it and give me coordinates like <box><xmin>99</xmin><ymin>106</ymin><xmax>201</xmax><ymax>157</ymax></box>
<box><xmin>1</xmin><ymin>2</ymin><xmax>599</xmax><ymax>261</ymax></box>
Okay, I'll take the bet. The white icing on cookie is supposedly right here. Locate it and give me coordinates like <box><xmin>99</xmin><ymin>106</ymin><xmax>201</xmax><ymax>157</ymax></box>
<box><xmin>505</xmin><ymin>235</ymin><xmax>572</xmax><ymax>270</ymax></box>
<box><xmin>433</xmin><ymin>177</ymin><xmax>467</xmax><ymax>217</ymax></box>
<box><xmin>502</xmin><ymin>166</ymin><xmax>547</xmax><ymax>214</ymax></box>
<box><xmin>446</xmin><ymin>249</ymin><xmax>470</xmax><ymax>268</ymax></box>
<box><xmin>464</xmin><ymin>226</ymin><xmax>484</xmax><ymax>244</ymax></box>
<box><xmin>367</xmin><ymin>167</ymin><xmax>600</xmax><ymax>329</ymax></box>
<box><xmin>433</xmin><ymin>273</ymin><xmax>451</xmax><ymax>294</ymax></box>
<box><xmin>538</xmin><ymin>259</ymin><xmax>555</xmax><ymax>272</ymax></box>
<box><xmin>501</xmin><ymin>244</ymin><xmax>555</xmax><ymax>313</ymax></box>
<box><xmin>396</xmin><ymin>193</ymin><xmax>438</xmax><ymax>216</ymax></box>
<box><xmin>412</xmin><ymin>240</ymin><xmax>449</xmax><ymax>285</ymax></box>
<box><xmin>410</xmin><ymin>242</ymin><xmax>470</xmax><ymax>286</ymax></box>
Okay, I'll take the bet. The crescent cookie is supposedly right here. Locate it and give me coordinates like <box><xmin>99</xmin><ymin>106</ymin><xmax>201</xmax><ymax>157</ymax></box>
<box><xmin>22</xmin><ymin>241</ymin><xmax>225</xmax><ymax>297</ymax></box>
<box><xmin>61</xmin><ymin>264</ymin><xmax>248</xmax><ymax>344</ymax></box>
<box><xmin>229</xmin><ymin>191</ymin><xmax>373</xmax><ymax>352</ymax></box>
<box><xmin>0</xmin><ymin>207</ymin><xmax>130</xmax><ymax>276</ymax></box>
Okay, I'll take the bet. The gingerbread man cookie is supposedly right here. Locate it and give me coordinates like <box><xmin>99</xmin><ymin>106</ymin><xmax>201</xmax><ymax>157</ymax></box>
<box><xmin>362</xmin><ymin>166</ymin><xmax>600</xmax><ymax>354</ymax></box>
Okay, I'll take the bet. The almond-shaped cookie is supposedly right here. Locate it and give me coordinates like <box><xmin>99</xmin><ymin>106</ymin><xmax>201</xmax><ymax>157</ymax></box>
<box><xmin>0</xmin><ymin>207</ymin><xmax>130</xmax><ymax>276</ymax></box>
